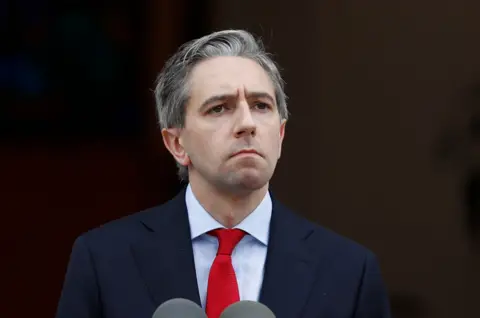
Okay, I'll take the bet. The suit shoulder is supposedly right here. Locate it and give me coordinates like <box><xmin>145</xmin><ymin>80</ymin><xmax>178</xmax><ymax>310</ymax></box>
<box><xmin>316</xmin><ymin>222</ymin><xmax>372</xmax><ymax>255</ymax></box>
<box><xmin>77</xmin><ymin>204</ymin><xmax>162</xmax><ymax>246</ymax></box>
<box><xmin>290</xmin><ymin>210</ymin><xmax>375</xmax><ymax>260</ymax></box>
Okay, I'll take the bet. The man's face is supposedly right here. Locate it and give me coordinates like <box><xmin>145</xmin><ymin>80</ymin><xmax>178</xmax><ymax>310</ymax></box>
<box><xmin>164</xmin><ymin>56</ymin><xmax>286</xmax><ymax>192</ymax></box>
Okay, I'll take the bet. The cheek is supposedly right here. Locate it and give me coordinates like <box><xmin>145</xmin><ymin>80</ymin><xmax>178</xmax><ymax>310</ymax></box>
<box><xmin>268</xmin><ymin>131</ymin><xmax>283</xmax><ymax>156</ymax></box>
<box><xmin>188</xmin><ymin>130</ymin><xmax>223</xmax><ymax>160</ymax></box>
<box><xmin>208</xmin><ymin>125</ymin><xmax>230</xmax><ymax>153</ymax></box>
<box><xmin>210</xmin><ymin>136</ymin><xmax>229</xmax><ymax>160</ymax></box>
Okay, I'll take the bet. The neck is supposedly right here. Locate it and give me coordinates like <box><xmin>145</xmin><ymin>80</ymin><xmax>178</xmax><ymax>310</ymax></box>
<box><xmin>188</xmin><ymin>174</ymin><xmax>268</xmax><ymax>228</ymax></box>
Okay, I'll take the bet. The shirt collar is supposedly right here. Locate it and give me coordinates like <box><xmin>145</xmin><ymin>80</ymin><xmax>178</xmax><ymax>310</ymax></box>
<box><xmin>185</xmin><ymin>183</ymin><xmax>271</xmax><ymax>246</ymax></box>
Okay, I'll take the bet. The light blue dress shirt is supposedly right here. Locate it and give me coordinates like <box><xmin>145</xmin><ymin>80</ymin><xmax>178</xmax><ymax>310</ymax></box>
<box><xmin>185</xmin><ymin>184</ymin><xmax>272</xmax><ymax>308</ymax></box>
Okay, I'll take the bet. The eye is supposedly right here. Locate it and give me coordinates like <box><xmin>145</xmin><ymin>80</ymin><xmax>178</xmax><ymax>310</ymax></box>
<box><xmin>254</xmin><ymin>102</ymin><xmax>270</xmax><ymax>110</ymax></box>
<box><xmin>208</xmin><ymin>104</ymin><xmax>226</xmax><ymax>114</ymax></box>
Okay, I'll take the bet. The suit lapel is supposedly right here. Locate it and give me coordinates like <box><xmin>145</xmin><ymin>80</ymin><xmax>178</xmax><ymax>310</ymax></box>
<box><xmin>130</xmin><ymin>188</ymin><xmax>319</xmax><ymax>316</ymax></box>
<box><xmin>259</xmin><ymin>197</ymin><xmax>318</xmax><ymax>318</ymax></box>
<box><xmin>131</xmin><ymin>188</ymin><xmax>201</xmax><ymax>308</ymax></box>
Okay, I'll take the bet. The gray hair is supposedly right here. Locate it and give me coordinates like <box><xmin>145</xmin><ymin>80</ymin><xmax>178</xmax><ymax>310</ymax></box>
<box><xmin>154</xmin><ymin>29</ymin><xmax>289</xmax><ymax>181</ymax></box>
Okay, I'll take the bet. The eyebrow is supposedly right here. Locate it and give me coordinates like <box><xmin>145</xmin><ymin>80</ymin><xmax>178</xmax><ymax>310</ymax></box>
<box><xmin>199</xmin><ymin>91</ymin><xmax>276</xmax><ymax>112</ymax></box>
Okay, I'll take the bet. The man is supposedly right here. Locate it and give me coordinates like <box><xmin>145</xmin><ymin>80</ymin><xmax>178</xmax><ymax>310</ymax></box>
<box><xmin>56</xmin><ymin>30</ymin><xmax>391</xmax><ymax>318</ymax></box>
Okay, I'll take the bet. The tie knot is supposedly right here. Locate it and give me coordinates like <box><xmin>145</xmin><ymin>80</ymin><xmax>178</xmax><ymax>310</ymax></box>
<box><xmin>209</xmin><ymin>229</ymin><xmax>246</xmax><ymax>256</ymax></box>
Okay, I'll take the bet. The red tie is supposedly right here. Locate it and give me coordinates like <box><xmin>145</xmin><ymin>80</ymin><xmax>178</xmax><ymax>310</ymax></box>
<box><xmin>205</xmin><ymin>229</ymin><xmax>246</xmax><ymax>318</ymax></box>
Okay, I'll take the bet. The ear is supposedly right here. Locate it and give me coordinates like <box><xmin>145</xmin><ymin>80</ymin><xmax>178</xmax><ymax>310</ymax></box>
<box><xmin>161</xmin><ymin>128</ymin><xmax>191</xmax><ymax>167</ymax></box>
<box><xmin>278</xmin><ymin>119</ymin><xmax>287</xmax><ymax>159</ymax></box>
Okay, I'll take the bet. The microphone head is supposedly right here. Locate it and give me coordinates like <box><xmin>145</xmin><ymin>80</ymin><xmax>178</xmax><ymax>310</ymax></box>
<box><xmin>219</xmin><ymin>301</ymin><xmax>276</xmax><ymax>318</ymax></box>
<box><xmin>152</xmin><ymin>298</ymin><xmax>207</xmax><ymax>318</ymax></box>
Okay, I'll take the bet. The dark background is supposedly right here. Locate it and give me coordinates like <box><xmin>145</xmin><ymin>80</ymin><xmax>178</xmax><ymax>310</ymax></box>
<box><xmin>2</xmin><ymin>0</ymin><xmax>479</xmax><ymax>317</ymax></box>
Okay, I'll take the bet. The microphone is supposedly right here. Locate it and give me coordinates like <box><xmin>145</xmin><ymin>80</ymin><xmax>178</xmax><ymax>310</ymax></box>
<box><xmin>152</xmin><ymin>298</ymin><xmax>207</xmax><ymax>318</ymax></box>
<box><xmin>219</xmin><ymin>301</ymin><xmax>276</xmax><ymax>318</ymax></box>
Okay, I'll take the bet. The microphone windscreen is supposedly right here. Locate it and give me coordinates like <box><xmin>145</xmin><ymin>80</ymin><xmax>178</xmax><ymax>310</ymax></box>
<box><xmin>219</xmin><ymin>301</ymin><xmax>276</xmax><ymax>318</ymax></box>
<box><xmin>152</xmin><ymin>298</ymin><xmax>207</xmax><ymax>318</ymax></box>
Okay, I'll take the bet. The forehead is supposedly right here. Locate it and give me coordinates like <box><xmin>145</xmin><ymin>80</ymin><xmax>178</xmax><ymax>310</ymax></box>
<box><xmin>188</xmin><ymin>56</ymin><xmax>275</xmax><ymax>105</ymax></box>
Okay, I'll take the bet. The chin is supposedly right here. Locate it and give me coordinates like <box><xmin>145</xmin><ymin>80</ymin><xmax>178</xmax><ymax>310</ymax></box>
<box><xmin>231</xmin><ymin>170</ymin><xmax>270</xmax><ymax>190</ymax></box>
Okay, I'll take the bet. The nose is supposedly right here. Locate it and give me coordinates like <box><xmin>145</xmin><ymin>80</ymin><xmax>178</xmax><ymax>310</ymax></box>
<box><xmin>234</xmin><ymin>102</ymin><xmax>256</xmax><ymax>138</ymax></box>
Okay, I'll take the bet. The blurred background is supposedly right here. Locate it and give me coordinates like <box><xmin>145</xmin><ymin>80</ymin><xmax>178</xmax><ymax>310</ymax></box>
<box><xmin>2</xmin><ymin>0</ymin><xmax>479</xmax><ymax>317</ymax></box>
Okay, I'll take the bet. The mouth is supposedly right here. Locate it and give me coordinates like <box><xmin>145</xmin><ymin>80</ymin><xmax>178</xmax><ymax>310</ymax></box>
<box><xmin>230</xmin><ymin>149</ymin><xmax>263</xmax><ymax>158</ymax></box>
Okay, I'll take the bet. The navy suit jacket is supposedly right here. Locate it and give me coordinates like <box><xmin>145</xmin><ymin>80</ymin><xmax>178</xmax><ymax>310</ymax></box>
<box><xmin>56</xmin><ymin>188</ymin><xmax>391</xmax><ymax>318</ymax></box>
